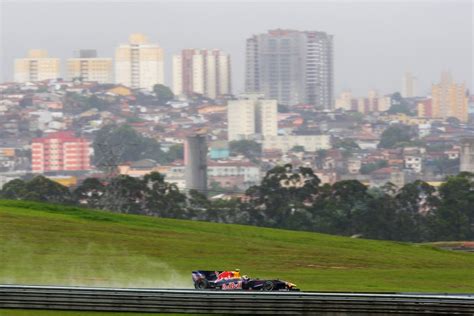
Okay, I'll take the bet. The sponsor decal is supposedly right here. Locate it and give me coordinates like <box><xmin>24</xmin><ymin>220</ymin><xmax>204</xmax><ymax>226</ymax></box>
<box><xmin>222</xmin><ymin>281</ymin><xmax>242</xmax><ymax>290</ymax></box>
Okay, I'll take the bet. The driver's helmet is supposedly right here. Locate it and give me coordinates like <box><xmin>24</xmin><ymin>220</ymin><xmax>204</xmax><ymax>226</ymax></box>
<box><xmin>242</xmin><ymin>275</ymin><xmax>249</xmax><ymax>281</ymax></box>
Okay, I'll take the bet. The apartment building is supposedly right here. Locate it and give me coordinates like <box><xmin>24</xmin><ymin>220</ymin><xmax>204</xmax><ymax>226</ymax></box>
<box><xmin>208</xmin><ymin>160</ymin><xmax>261</xmax><ymax>188</ymax></box>
<box><xmin>31</xmin><ymin>131</ymin><xmax>91</xmax><ymax>173</ymax></box>
<box><xmin>246</xmin><ymin>29</ymin><xmax>333</xmax><ymax>109</ymax></box>
<box><xmin>172</xmin><ymin>49</ymin><xmax>231</xmax><ymax>99</ymax></box>
<box><xmin>14</xmin><ymin>49</ymin><xmax>60</xmax><ymax>82</ymax></box>
<box><xmin>262</xmin><ymin>135</ymin><xmax>331</xmax><ymax>152</ymax></box>
<box><xmin>67</xmin><ymin>49</ymin><xmax>113</xmax><ymax>83</ymax></box>
<box><xmin>227</xmin><ymin>94</ymin><xmax>278</xmax><ymax>141</ymax></box>
<box><xmin>417</xmin><ymin>99</ymin><xmax>433</xmax><ymax>117</ymax></box>
<box><xmin>335</xmin><ymin>90</ymin><xmax>391</xmax><ymax>113</ymax></box>
<box><xmin>431</xmin><ymin>72</ymin><xmax>469</xmax><ymax>122</ymax></box>
<box><xmin>115</xmin><ymin>33</ymin><xmax>164</xmax><ymax>91</ymax></box>
<box><xmin>402</xmin><ymin>72</ymin><xmax>417</xmax><ymax>98</ymax></box>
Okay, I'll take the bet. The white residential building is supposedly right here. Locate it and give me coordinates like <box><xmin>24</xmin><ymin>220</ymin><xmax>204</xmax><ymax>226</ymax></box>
<box><xmin>208</xmin><ymin>161</ymin><xmax>261</xmax><ymax>185</ymax></box>
<box><xmin>115</xmin><ymin>33</ymin><xmax>164</xmax><ymax>91</ymax></box>
<box><xmin>263</xmin><ymin>135</ymin><xmax>331</xmax><ymax>152</ymax></box>
<box><xmin>14</xmin><ymin>49</ymin><xmax>60</xmax><ymax>82</ymax></box>
<box><xmin>161</xmin><ymin>162</ymin><xmax>261</xmax><ymax>189</ymax></box>
<box><xmin>336</xmin><ymin>90</ymin><xmax>391</xmax><ymax>113</ymax></box>
<box><xmin>172</xmin><ymin>49</ymin><xmax>231</xmax><ymax>99</ymax></box>
<box><xmin>67</xmin><ymin>49</ymin><xmax>113</xmax><ymax>83</ymax></box>
<box><xmin>227</xmin><ymin>94</ymin><xmax>277</xmax><ymax>141</ymax></box>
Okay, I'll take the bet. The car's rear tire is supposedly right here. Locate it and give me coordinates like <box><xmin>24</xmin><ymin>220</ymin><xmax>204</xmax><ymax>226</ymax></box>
<box><xmin>262</xmin><ymin>281</ymin><xmax>274</xmax><ymax>291</ymax></box>
<box><xmin>195</xmin><ymin>279</ymin><xmax>209</xmax><ymax>290</ymax></box>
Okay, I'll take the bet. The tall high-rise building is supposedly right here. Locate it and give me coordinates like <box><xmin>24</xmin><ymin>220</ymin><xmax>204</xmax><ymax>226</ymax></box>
<box><xmin>184</xmin><ymin>134</ymin><xmax>208</xmax><ymax>194</ymax></box>
<box><xmin>14</xmin><ymin>49</ymin><xmax>60</xmax><ymax>82</ymax></box>
<box><xmin>172</xmin><ymin>49</ymin><xmax>231</xmax><ymax>99</ymax></box>
<box><xmin>245</xmin><ymin>29</ymin><xmax>334</xmax><ymax>109</ymax></box>
<box><xmin>460</xmin><ymin>138</ymin><xmax>474</xmax><ymax>173</ymax></box>
<box><xmin>227</xmin><ymin>94</ymin><xmax>278</xmax><ymax>141</ymax></box>
<box><xmin>432</xmin><ymin>72</ymin><xmax>468</xmax><ymax>122</ymax></box>
<box><xmin>67</xmin><ymin>49</ymin><xmax>113</xmax><ymax>83</ymax></box>
<box><xmin>31</xmin><ymin>131</ymin><xmax>91</xmax><ymax>173</ymax></box>
<box><xmin>402</xmin><ymin>72</ymin><xmax>417</xmax><ymax>97</ymax></box>
<box><xmin>115</xmin><ymin>33</ymin><xmax>164</xmax><ymax>90</ymax></box>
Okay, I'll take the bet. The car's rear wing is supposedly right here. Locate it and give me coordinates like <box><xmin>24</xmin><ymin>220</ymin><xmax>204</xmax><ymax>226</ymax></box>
<box><xmin>192</xmin><ymin>270</ymin><xmax>223</xmax><ymax>281</ymax></box>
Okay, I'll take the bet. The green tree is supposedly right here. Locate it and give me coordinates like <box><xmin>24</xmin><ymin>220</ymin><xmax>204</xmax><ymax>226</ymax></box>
<box><xmin>394</xmin><ymin>180</ymin><xmax>437</xmax><ymax>241</ymax></box>
<box><xmin>315</xmin><ymin>149</ymin><xmax>328</xmax><ymax>169</ymax></box>
<box><xmin>19</xmin><ymin>97</ymin><xmax>33</xmax><ymax>108</ymax></box>
<box><xmin>208</xmin><ymin>181</ymin><xmax>240</xmax><ymax>196</ymax></box>
<box><xmin>100</xmin><ymin>175</ymin><xmax>146</xmax><ymax>214</ymax></box>
<box><xmin>0</xmin><ymin>179</ymin><xmax>27</xmax><ymax>199</ymax></box>
<box><xmin>187</xmin><ymin>189</ymin><xmax>211</xmax><ymax>210</ymax></box>
<box><xmin>333</xmin><ymin>138</ymin><xmax>360</xmax><ymax>151</ymax></box>
<box><xmin>277</xmin><ymin>104</ymin><xmax>290</xmax><ymax>113</ymax></box>
<box><xmin>345</xmin><ymin>187</ymin><xmax>399</xmax><ymax>240</ymax></box>
<box><xmin>348</xmin><ymin>111</ymin><xmax>365</xmax><ymax>123</ymax></box>
<box><xmin>166</xmin><ymin>144</ymin><xmax>184</xmax><ymax>162</ymax></box>
<box><xmin>63</xmin><ymin>92</ymin><xmax>111</xmax><ymax>113</ymax></box>
<box><xmin>311</xmin><ymin>180</ymin><xmax>370</xmax><ymax>236</ymax></box>
<box><xmin>430</xmin><ymin>173</ymin><xmax>474</xmax><ymax>240</ymax></box>
<box><xmin>387</xmin><ymin>92</ymin><xmax>413</xmax><ymax>115</ymax></box>
<box><xmin>360</xmin><ymin>160</ymin><xmax>388</xmax><ymax>174</ymax></box>
<box><xmin>153</xmin><ymin>84</ymin><xmax>174</xmax><ymax>105</ymax></box>
<box><xmin>142</xmin><ymin>172</ymin><xmax>186</xmax><ymax>217</ymax></box>
<box><xmin>73</xmin><ymin>178</ymin><xmax>106</xmax><ymax>208</ymax></box>
<box><xmin>87</xmin><ymin>95</ymin><xmax>109</xmax><ymax>111</ymax></box>
<box><xmin>291</xmin><ymin>145</ymin><xmax>305</xmax><ymax>152</ymax></box>
<box><xmin>37</xmin><ymin>86</ymin><xmax>49</xmax><ymax>93</ymax></box>
<box><xmin>429</xmin><ymin>157</ymin><xmax>459</xmax><ymax>175</ymax></box>
<box><xmin>93</xmin><ymin>124</ymin><xmax>167</xmax><ymax>168</ymax></box>
<box><xmin>28</xmin><ymin>176</ymin><xmax>73</xmax><ymax>204</ymax></box>
<box><xmin>73</xmin><ymin>172</ymin><xmax>186</xmax><ymax>217</ymax></box>
<box><xmin>1</xmin><ymin>176</ymin><xmax>73</xmax><ymax>204</ymax></box>
<box><xmin>229</xmin><ymin>140</ymin><xmax>262</xmax><ymax>161</ymax></box>
<box><xmin>446</xmin><ymin>117</ymin><xmax>461</xmax><ymax>126</ymax></box>
<box><xmin>378</xmin><ymin>124</ymin><xmax>412</xmax><ymax>148</ymax></box>
<box><xmin>246</xmin><ymin>164</ymin><xmax>320</xmax><ymax>228</ymax></box>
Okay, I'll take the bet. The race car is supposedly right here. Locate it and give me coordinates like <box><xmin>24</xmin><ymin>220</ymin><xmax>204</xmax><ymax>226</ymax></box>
<box><xmin>192</xmin><ymin>270</ymin><xmax>299</xmax><ymax>291</ymax></box>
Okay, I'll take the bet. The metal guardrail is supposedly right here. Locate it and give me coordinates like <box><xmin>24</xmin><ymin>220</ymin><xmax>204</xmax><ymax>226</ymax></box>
<box><xmin>0</xmin><ymin>285</ymin><xmax>473</xmax><ymax>315</ymax></box>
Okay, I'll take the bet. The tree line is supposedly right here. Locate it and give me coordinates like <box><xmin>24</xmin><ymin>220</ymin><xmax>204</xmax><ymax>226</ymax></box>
<box><xmin>1</xmin><ymin>165</ymin><xmax>473</xmax><ymax>242</ymax></box>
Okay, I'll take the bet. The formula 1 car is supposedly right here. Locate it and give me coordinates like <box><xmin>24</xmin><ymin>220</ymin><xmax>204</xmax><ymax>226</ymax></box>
<box><xmin>192</xmin><ymin>270</ymin><xmax>299</xmax><ymax>291</ymax></box>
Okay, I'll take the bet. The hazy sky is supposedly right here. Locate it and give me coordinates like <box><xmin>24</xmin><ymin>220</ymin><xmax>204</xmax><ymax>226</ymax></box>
<box><xmin>1</xmin><ymin>0</ymin><xmax>472</xmax><ymax>96</ymax></box>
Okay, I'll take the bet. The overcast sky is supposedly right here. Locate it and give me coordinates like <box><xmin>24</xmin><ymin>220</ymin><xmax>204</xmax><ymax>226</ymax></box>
<box><xmin>0</xmin><ymin>0</ymin><xmax>472</xmax><ymax>96</ymax></box>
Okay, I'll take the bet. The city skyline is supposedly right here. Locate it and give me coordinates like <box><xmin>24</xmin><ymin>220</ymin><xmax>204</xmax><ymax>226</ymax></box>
<box><xmin>2</xmin><ymin>0</ymin><xmax>474</xmax><ymax>303</ymax></box>
<box><xmin>1</xmin><ymin>1</ymin><xmax>472</xmax><ymax>95</ymax></box>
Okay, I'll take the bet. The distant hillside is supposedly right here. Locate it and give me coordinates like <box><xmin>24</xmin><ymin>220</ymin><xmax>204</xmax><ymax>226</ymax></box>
<box><xmin>1</xmin><ymin>200</ymin><xmax>473</xmax><ymax>292</ymax></box>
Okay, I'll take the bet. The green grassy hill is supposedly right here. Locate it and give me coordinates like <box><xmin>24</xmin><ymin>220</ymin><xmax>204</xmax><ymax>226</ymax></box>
<box><xmin>1</xmin><ymin>200</ymin><xmax>473</xmax><ymax>293</ymax></box>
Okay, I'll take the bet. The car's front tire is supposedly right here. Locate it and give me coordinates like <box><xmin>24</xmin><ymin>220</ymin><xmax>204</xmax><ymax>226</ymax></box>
<box><xmin>262</xmin><ymin>281</ymin><xmax>274</xmax><ymax>291</ymax></box>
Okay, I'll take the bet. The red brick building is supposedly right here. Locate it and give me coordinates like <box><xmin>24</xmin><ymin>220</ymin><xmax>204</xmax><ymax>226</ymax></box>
<box><xmin>417</xmin><ymin>99</ymin><xmax>433</xmax><ymax>117</ymax></box>
<box><xmin>31</xmin><ymin>131</ymin><xmax>91</xmax><ymax>173</ymax></box>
